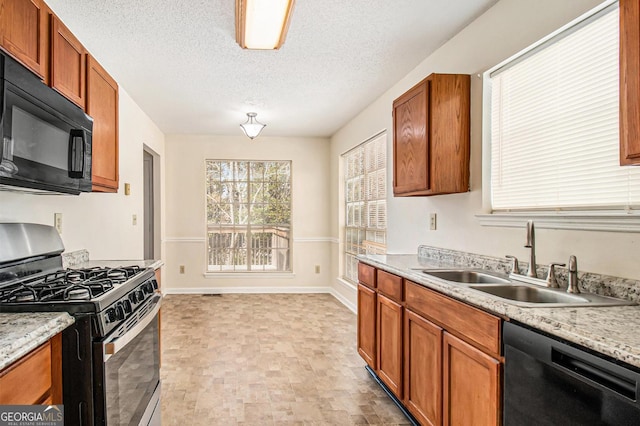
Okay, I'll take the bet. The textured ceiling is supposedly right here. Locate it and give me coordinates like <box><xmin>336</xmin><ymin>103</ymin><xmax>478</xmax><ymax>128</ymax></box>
<box><xmin>45</xmin><ymin>0</ymin><xmax>498</xmax><ymax>137</ymax></box>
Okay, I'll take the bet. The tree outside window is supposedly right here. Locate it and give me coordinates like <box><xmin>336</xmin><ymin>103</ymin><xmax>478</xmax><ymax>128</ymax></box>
<box><xmin>206</xmin><ymin>160</ymin><xmax>292</xmax><ymax>272</ymax></box>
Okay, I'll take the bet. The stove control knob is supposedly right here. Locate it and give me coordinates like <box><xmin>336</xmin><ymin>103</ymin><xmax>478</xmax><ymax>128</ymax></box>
<box><xmin>106</xmin><ymin>308</ymin><xmax>117</xmax><ymax>323</ymax></box>
<box><xmin>115</xmin><ymin>303</ymin><xmax>126</xmax><ymax>321</ymax></box>
<box><xmin>122</xmin><ymin>300</ymin><xmax>132</xmax><ymax>314</ymax></box>
<box><xmin>152</xmin><ymin>280</ymin><xmax>158</xmax><ymax>290</ymax></box>
<box><xmin>143</xmin><ymin>282</ymin><xmax>154</xmax><ymax>294</ymax></box>
<box><xmin>136</xmin><ymin>290</ymin><xmax>145</xmax><ymax>302</ymax></box>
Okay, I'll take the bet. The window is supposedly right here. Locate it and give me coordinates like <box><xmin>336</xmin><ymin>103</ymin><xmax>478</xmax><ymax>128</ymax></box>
<box><xmin>487</xmin><ymin>2</ymin><xmax>640</xmax><ymax>214</ymax></box>
<box><xmin>206</xmin><ymin>160</ymin><xmax>291</xmax><ymax>272</ymax></box>
<box><xmin>343</xmin><ymin>132</ymin><xmax>387</xmax><ymax>283</ymax></box>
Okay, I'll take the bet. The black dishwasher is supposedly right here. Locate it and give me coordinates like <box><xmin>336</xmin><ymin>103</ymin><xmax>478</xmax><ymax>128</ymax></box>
<box><xmin>503</xmin><ymin>321</ymin><xmax>640</xmax><ymax>425</ymax></box>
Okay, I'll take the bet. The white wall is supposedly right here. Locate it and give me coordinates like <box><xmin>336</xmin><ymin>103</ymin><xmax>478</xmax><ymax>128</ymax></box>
<box><xmin>329</xmin><ymin>0</ymin><xmax>638</xmax><ymax>307</ymax></box>
<box><xmin>0</xmin><ymin>89</ymin><xmax>166</xmax><ymax>261</ymax></box>
<box><xmin>163</xmin><ymin>134</ymin><xmax>332</xmax><ymax>293</ymax></box>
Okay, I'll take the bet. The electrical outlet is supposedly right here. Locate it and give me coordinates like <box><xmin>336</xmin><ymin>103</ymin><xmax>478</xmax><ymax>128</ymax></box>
<box><xmin>430</xmin><ymin>213</ymin><xmax>437</xmax><ymax>230</ymax></box>
<box><xmin>132</xmin><ymin>214</ymin><xmax>137</xmax><ymax>225</ymax></box>
<box><xmin>179</xmin><ymin>265</ymin><xmax>185</xmax><ymax>274</ymax></box>
<box><xmin>315</xmin><ymin>265</ymin><xmax>320</xmax><ymax>274</ymax></box>
<box><xmin>54</xmin><ymin>213</ymin><xmax>62</xmax><ymax>234</ymax></box>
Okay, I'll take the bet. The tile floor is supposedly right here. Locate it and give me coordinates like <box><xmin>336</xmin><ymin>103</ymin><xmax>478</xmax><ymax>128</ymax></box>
<box><xmin>160</xmin><ymin>293</ymin><xmax>411</xmax><ymax>425</ymax></box>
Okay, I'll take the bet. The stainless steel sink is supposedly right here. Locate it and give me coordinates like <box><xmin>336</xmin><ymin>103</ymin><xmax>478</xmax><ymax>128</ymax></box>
<box><xmin>471</xmin><ymin>285</ymin><xmax>588</xmax><ymax>304</ymax></box>
<box><xmin>420</xmin><ymin>269</ymin><xmax>511</xmax><ymax>285</ymax></box>
<box><xmin>415</xmin><ymin>267</ymin><xmax>635</xmax><ymax>308</ymax></box>
<box><xmin>469</xmin><ymin>284</ymin><xmax>636</xmax><ymax>308</ymax></box>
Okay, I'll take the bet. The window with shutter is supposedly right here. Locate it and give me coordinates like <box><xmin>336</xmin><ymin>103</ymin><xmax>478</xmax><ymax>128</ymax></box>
<box><xmin>342</xmin><ymin>132</ymin><xmax>387</xmax><ymax>283</ymax></box>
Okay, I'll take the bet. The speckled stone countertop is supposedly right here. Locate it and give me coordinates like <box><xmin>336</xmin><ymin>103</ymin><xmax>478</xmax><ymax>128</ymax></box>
<box><xmin>0</xmin><ymin>312</ymin><xmax>75</xmax><ymax>370</ymax></box>
<box><xmin>62</xmin><ymin>249</ymin><xmax>164</xmax><ymax>270</ymax></box>
<box><xmin>359</xmin><ymin>254</ymin><xmax>640</xmax><ymax>369</ymax></box>
<box><xmin>69</xmin><ymin>259</ymin><xmax>164</xmax><ymax>270</ymax></box>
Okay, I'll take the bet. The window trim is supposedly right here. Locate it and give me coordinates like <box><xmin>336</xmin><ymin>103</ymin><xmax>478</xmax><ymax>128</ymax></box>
<box><xmin>204</xmin><ymin>159</ymin><xmax>293</xmax><ymax>273</ymax></box>
<box><xmin>341</xmin><ymin>130</ymin><xmax>387</xmax><ymax>283</ymax></box>
<box><xmin>479</xmin><ymin>0</ymin><xmax>640</xmax><ymax>232</ymax></box>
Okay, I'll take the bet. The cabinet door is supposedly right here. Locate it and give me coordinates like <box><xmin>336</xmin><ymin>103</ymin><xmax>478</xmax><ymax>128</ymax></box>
<box><xmin>0</xmin><ymin>333</ymin><xmax>61</xmax><ymax>405</ymax></box>
<box><xmin>620</xmin><ymin>0</ymin><xmax>640</xmax><ymax>165</ymax></box>
<box><xmin>87</xmin><ymin>55</ymin><xmax>119</xmax><ymax>192</ymax></box>
<box><xmin>51</xmin><ymin>16</ymin><xmax>86</xmax><ymax>108</ymax></box>
<box><xmin>443</xmin><ymin>332</ymin><xmax>500</xmax><ymax>426</ymax></box>
<box><xmin>357</xmin><ymin>283</ymin><xmax>377</xmax><ymax>369</ymax></box>
<box><xmin>393</xmin><ymin>80</ymin><xmax>429</xmax><ymax>195</ymax></box>
<box><xmin>430</xmin><ymin>73</ymin><xmax>471</xmax><ymax>193</ymax></box>
<box><xmin>0</xmin><ymin>0</ymin><xmax>49</xmax><ymax>80</ymax></box>
<box><xmin>377</xmin><ymin>293</ymin><xmax>403</xmax><ymax>398</ymax></box>
<box><xmin>404</xmin><ymin>309</ymin><xmax>442</xmax><ymax>426</ymax></box>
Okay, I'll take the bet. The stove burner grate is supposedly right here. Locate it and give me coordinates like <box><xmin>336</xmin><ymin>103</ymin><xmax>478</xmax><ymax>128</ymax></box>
<box><xmin>0</xmin><ymin>265</ymin><xmax>145</xmax><ymax>303</ymax></box>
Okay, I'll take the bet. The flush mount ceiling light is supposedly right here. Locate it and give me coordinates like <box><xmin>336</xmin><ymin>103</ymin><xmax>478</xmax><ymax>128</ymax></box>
<box><xmin>239</xmin><ymin>112</ymin><xmax>266</xmax><ymax>139</ymax></box>
<box><xmin>235</xmin><ymin>0</ymin><xmax>296</xmax><ymax>50</ymax></box>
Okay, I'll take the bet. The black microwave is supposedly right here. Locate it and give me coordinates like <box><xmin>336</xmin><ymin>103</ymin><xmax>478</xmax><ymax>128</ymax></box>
<box><xmin>0</xmin><ymin>52</ymin><xmax>93</xmax><ymax>195</ymax></box>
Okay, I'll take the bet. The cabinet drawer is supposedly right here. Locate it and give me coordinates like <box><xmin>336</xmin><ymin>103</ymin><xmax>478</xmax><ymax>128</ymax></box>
<box><xmin>0</xmin><ymin>341</ymin><xmax>52</xmax><ymax>404</ymax></box>
<box><xmin>377</xmin><ymin>270</ymin><xmax>403</xmax><ymax>302</ymax></box>
<box><xmin>405</xmin><ymin>281</ymin><xmax>500</xmax><ymax>356</ymax></box>
<box><xmin>358</xmin><ymin>263</ymin><xmax>376</xmax><ymax>288</ymax></box>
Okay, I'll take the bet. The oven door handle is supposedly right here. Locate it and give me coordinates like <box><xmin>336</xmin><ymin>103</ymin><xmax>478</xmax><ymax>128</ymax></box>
<box><xmin>104</xmin><ymin>294</ymin><xmax>162</xmax><ymax>358</ymax></box>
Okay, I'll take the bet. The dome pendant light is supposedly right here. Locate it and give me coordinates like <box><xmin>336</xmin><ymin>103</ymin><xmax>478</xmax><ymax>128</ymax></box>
<box><xmin>239</xmin><ymin>112</ymin><xmax>266</xmax><ymax>140</ymax></box>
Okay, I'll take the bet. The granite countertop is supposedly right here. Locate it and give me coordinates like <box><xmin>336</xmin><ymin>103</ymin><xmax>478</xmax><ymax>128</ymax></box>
<box><xmin>69</xmin><ymin>259</ymin><xmax>164</xmax><ymax>270</ymax></box>
<box><xmin>0</xmin><ymin>312</ymin><xmax>75</xmax><ymax>370</ymax></box>
<box><xmin>359</xmin><ymin>254</ymin><xmax>640</xmax><ymax>369</ymax></box>
<box><xmin>61</xmin><ymin>249</ymin><xmax>163</xmax><ymax>271</ymax></box>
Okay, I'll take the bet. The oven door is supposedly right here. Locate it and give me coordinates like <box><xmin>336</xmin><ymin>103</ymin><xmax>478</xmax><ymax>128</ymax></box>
<box><xmin>94</xmin><ymin>295</ymin><xmax>162</xmax><ymax>426</ymax></box>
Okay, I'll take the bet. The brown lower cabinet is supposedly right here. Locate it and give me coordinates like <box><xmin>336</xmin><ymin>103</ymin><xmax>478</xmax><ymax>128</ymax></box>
<box><xmin>357</xmin><ymin>262</ymin><xmax>503</xmax><ymax>426</ymax></box>
<box><xmin>404</xmin><ymin>309</ymin><xmax>442</xmax><ymax>426</ymax></box>
<box><xmin>443</xmin><ymin>332</ymin><xmax>501</xmax><ymax>426</ymax></box>
<box><xmin>0</xmin><ymin>333</ymin><xmax>62</xmax><ymax>405</ymax></box>
<box><xmin>377</xmin><ymin>293</ymin><xmax>403</xmax><ymax>398</ymax></box>
<box><xmin>357</xmin><ymin>283</ymin><xmax>377</xmax><ymax>369</ymax></box>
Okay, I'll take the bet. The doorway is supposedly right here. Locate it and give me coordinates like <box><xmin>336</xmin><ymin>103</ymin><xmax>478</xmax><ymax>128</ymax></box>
<box><xmin>143</xmin><ymin>150</ymin><xmax>154</xmax><ymax>259</ymax></box>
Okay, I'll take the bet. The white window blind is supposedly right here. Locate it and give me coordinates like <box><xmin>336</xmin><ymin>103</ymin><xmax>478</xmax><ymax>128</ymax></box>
<box><xmin>343</xmin><ymin>132</ymin><xmax>387</xmax><ymax>283</ymax></box>
<box><xmin>490</xmin><ymin>5</ymin><xmax>640</xmax><ymax>211</ymax></box>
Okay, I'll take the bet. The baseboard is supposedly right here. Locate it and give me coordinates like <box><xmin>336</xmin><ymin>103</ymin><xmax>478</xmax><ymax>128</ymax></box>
<box><xmin>330</xmin><ymin>287</ymin><xmax>357</xmax><ymax>313</ymax></box>
<box><xmin>162</xmin><ymin>286</ymin><xmax>332</xmax><ymax>295</ymax></box>
<box><xmin>162</xmin><ymin>284</ymin><xmax>358</xmax><ymax>314</ymax></box>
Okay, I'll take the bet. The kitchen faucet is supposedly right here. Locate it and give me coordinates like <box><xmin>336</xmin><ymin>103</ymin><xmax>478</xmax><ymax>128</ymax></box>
<box><xmin>525</xmin><ymin>220</ymin><xmax>537</xmax><ymax>278</ymax></box>
<box><xmin>566</xmin><ymin>255</ymin><xmax>581</xmax><ymax>294</ymax></box>
<box><xmin>506</xmin><ymin>221</ymin><xmax>566</xmax><ymax>288</ymax></box>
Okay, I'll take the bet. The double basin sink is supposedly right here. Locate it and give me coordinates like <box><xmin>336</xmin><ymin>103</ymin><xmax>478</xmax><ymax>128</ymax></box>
<box><xmin>417</xmin><ymin>269</ymin><xmax>635</xmax><ymax>308</ymax></box>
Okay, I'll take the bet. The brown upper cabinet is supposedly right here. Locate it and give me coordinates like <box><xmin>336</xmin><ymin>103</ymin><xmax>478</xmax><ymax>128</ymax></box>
<box><xmin>87</xmin><ymin>55</ymin><xmax>119</xmax><ymax>192</ymax></box>
<box><xmin>620</xmin><ymin>0</ymin><xmax>640</xmax><ymax>166</ymax></box>
<box><xmin>392</xmin><ymin>73</ymin><xmax>470</xmax><ymax>196</ymax></box>
<box><xmin>1</xmin><ymin>0</ymin><xmax>120</xmax><ymax>192</ymax></box>
<box><xmin>51</xmin><ymin>15</ymin><xmax>86</xmax><ymax>108</ymax></box>
<box><xmin>0</xmin><ymin>0</ymin><xmax>50</xmax><ymax>81</ymax></box>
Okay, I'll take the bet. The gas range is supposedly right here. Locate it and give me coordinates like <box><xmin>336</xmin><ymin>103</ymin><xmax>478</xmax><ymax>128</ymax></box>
<box><xmin>0</xmin><ymin>264</ymin><xmax>158</xmax><ymax>337</ymax></box>
<box><xmin>0</xmin><ymin>223</ymin><xmax>162</xmax><ymax>425</ymax></box>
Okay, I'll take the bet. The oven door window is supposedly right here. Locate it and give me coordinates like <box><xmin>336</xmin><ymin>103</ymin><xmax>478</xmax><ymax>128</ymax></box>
<box><xmin>103</xmin><ymin>314</ymin><xmax>160</xmax><ymax>426</ymax></box>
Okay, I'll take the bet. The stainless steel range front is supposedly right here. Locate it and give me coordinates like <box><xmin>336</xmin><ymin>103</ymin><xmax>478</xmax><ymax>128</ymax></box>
<box><xmin>0</xmin><ymin>223</ymin><xmax>161</xmax><ymax>425</ymax></box>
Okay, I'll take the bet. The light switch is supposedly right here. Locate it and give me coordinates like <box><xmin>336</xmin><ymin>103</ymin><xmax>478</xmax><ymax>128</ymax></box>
<box><xmin>124</xmin><ymin>183</ymin><xmax>131</xmax><ymax>196</ymax></box>
<box><xmin>54</xmin><ymin>213</ymin><xmax>62</xmax><ymax>234</ymax></box>
<box><xmin>132</xmin><ymin>214</ymin><xmax>137</xmax><ymax>225</ymax></box>
<box><xmin>430</xmin><ymin>213</ymin><xmax>437</xmax><ymax>230</ymax></box>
